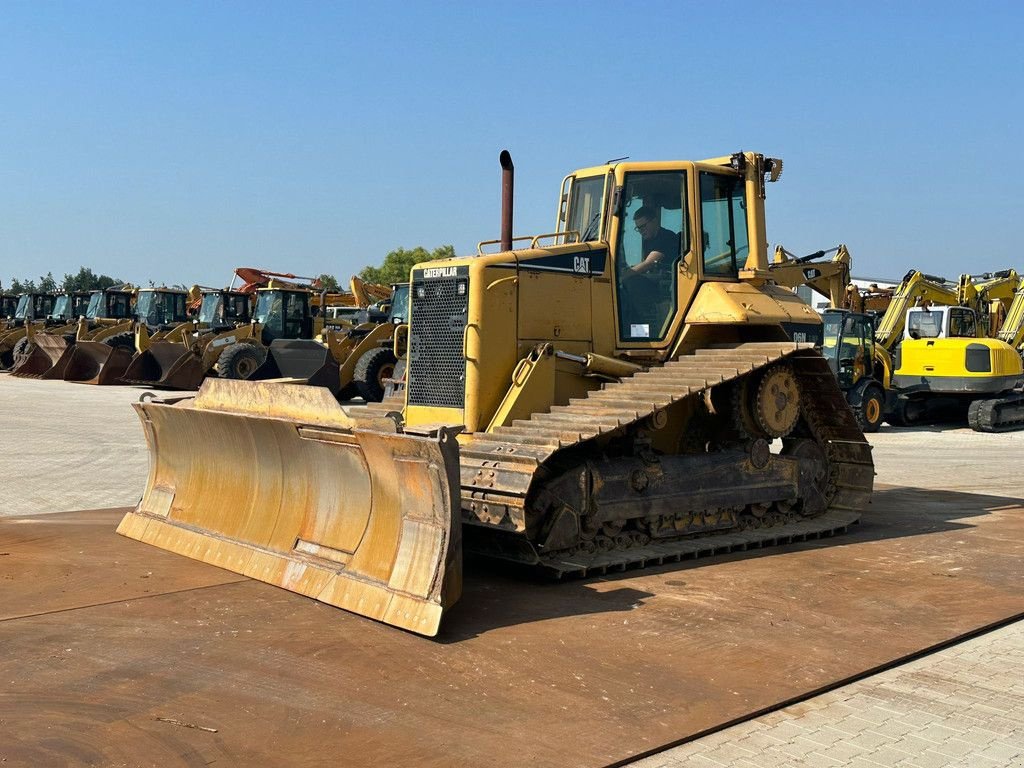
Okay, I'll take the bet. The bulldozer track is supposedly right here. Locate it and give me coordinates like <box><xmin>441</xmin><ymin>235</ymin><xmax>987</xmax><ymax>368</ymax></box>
<box><xmin>457</xmin><ymin>342</ymin><xmax>874</xmax><ymax>577</ymax></box>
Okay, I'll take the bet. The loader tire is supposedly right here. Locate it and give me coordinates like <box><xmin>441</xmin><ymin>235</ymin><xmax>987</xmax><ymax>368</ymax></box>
<box><xmin>353</xmin><ymin>346</ymin><xmax>397</xmax><ymax>402</ymax></box>
<box><xmin>848</xmin><ymin>381</ymin><xmax>885</xmax><ymax>433</ymax></box>
<box><xmin>11</xmin><ymin>337</ymin><xmax>31</xmax><ymax>366</ymax></box>
<box><xmin>216</xmin><ymin>343</ymin><xmax>267</xmax><ymax>380</ymax></box>
<box><xmin>104</xmin><ymin>332</ymin><xmax>135</xmax><ymax>350</ymax></box>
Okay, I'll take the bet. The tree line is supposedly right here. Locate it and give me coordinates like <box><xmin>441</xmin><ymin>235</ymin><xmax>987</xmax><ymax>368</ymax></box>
<box><xmin>3</xmin><ymin>267</ymin><xmax>123</xmax><ymax>294</ymax></box>
<box><xmin>5</xmin><ymin>245</ymin><xmax>454</xmax><ymax>297</ymax></box>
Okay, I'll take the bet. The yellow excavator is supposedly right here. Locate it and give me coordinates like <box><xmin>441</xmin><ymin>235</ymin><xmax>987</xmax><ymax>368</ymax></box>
<box><xmin>889</xmin><ymin>270</ymin><xmax>1024</xmax><ymax>430</ymax></box>
<box><xmin>118</xmin><ymin>151</ymin><xmax>874</xmax><ymax>636</ymax></box>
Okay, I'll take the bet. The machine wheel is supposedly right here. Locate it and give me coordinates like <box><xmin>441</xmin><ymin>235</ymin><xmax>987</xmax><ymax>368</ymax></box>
<box><xmin>104</xmin><ymin>332</ymin><xmax>135</xmax><ymax>350</ymax></box>
<box><xmin>885</xmin><ymin>395</ymin><xmax>923</xmax><ymax>427</ymax></box>
<box><xmin>848</xmin><ymin>382</ymin><xmax>885</xmax><ymax>433</ymax></box>
<box><xmin>11</xmin><ymin>337</ymin><xmax>31</xmax><ymax>365</ymax></box>
<box><xmin>353</xmin><ymin>346</ymin><xmax>397</xmax><ymax>402</ymax></box>
<box><xmin>217</xmin><ymin>343</ymin><xmax>267</xmax><ymax>379</ymax></box>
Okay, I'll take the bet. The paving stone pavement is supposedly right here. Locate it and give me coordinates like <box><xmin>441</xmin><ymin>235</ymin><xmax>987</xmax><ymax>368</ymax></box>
<box><xmin>630</xmin><ymin>620</ymin><xmax>1024</xmax><ymax>768</ymax></box>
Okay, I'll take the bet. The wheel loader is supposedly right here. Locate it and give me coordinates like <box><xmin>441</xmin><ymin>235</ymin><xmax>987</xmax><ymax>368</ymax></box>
<box><xmin>14</xmin><ymin>287</ymin><xmax>136</xmax><ymax>381</ymax></box>
<box><xmin>0</xmin><ymin>293</ymin><xmax>57</xmax><ymax>369</ymax></box>
<box><xmin>118</xmin><ymin>151</ymin><xmax>875</xmax><ymax>637</ymax></box>
<box><xmin>119</xmin><ymin>288</ymin><xmax>253</xmax><ymax>389</ymax></box>
<box><xmin>8</xmin><ymin>291</ymin><xmax>92</xmax><ymax>375</ymax></box>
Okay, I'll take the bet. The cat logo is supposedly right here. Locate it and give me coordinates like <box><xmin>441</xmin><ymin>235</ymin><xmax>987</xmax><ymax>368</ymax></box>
<box><xmin>573</xmin><ymin>256</ymin><xmax>591</xmax><ymax>275</ymax></box>
<box><xmin>423</xmin><ymin>267</ymin><xmax>459</xmax><ymax>279</ymax></box>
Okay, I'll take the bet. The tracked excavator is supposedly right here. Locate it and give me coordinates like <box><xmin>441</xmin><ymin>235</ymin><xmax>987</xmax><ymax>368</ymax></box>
<box><xmin>118</xmin><ymin>151</ymin><xmax>875</xmax><ymax>636</ymax></box>
<box><xmin>889</xmin><ymin>270</ymin><xmax>1024</xmax><ymax>431</ymax></box>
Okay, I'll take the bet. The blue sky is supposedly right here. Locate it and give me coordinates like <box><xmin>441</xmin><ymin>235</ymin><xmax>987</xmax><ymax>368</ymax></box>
<box><xmin>1</xmin><ymin>1</ymin><xmax>1022</xmax><ymax>288</ymax></box>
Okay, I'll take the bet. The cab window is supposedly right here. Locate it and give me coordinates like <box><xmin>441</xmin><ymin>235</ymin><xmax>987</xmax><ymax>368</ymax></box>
<box><xmin>699</xmin><ymin>172</ymin><xmax>748</xmax><ymax>278</ymax></box>
<box><xmin>948</xmin><ymin>308</ymin><xmax>977</xmax><ymax>338</ymax></box>
<box><xmin>565</xmin><ymin>175</ymin><xmax>606</xmax><ymax>242</ymax></box>
<box><xmin>614</xmin><ymin>171</ymin><xmax>688</xmax><ymax>342</ymax></box>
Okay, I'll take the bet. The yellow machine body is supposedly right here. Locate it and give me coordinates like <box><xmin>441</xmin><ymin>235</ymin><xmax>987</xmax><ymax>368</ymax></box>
<box><xmin>119</xmin><ymin>152</ymin><xmax>874</xmax><ymax>636</ymax></box>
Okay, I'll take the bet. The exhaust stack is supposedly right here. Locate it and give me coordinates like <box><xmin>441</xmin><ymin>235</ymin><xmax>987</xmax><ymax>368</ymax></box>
<box><xmin>500</xmin><ymin>150</ymin><xmax>514</xmax><ymax>252</ymax></box>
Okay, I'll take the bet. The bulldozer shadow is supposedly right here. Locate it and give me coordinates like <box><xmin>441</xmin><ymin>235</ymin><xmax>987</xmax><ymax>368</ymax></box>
<box><xmin>437</xmin><ymin>486</ymin><xmax>1021</xmax><ymax>641</ymax></box>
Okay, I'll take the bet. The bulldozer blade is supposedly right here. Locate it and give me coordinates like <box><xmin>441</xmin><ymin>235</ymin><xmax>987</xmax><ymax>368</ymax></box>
<box><xmin>61</xmin><ymin>340</ymin><xmax>135</xmax><ymax>385</ymax></box>
<box><xmin>251</xmin><ymin>339</ymin><xmax>342</xmax><ymax>397</ymax></box>
<box><xmin>121</xmin><ymin>342</ymin><xmax>208</xmax><ymax>390</ymax></box>
<box><xmin>116</xmin><ymin>379</ymin><xmax>463</xmax><ymax>637</ymax></box>
<box><xmin>10</xmin><ymin>334</ymin><xmax>70</xmax><ymax>378</ymax></box>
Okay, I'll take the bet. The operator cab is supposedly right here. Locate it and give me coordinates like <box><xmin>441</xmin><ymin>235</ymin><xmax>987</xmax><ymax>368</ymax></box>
<box><xmin>905</xmin><ymin>306</ymin><xmax>979</xmax><ymax>340</ymax></box>
<box><xmin>821</xmin><ymin>309</ymin><xmax>878</xmax><ymax>390</ymax></box>
<box><xmin>558</xmin><ymin>157</ymin><xmax>760</xmax><ymax>349</ymax></box>
<box><xmin>49</xmin><ymin>292</ymin><xmax>91</xmax><ymax>322</ymax></box>
<box><xmin>254</xmin><ymin>289</ymin><xmax>312</xmax><ymax>343</ymax></box>
<box><xmin>134</xmin><ymin>289</ymin><xmax>189</xmax><ymax>329</ymax></box>
<box><xmin>198</xmin><ymin>290</ymin><xmax>252</xmax><ymax>331</ymax></box>
<box><xmin>13</xmin><ymin>293</ymin><xmax>56</xmax><ymax>324</ymax></box>
<box><xmin>85</xmin><ymin>290</ymin><xmax>133</xmax><ymax>321</ymax></box>
<box><xmin>1</xmin><ymin>295</ymin><xmax>18</xmax><ymax>319</ymax></box>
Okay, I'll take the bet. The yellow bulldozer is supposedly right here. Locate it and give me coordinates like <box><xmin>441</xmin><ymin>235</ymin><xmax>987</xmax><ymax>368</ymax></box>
<box><xmin>118</xmin><ymin>150</ymin><xmax>875</xmax><ymax>636</ymax></box>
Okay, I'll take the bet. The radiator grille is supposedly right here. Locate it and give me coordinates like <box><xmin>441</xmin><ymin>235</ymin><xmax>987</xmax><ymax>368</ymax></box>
<box><xmin>408</xmin><ymin>267</ymin><xmax>469</xmax><ymax>408</ymax></box>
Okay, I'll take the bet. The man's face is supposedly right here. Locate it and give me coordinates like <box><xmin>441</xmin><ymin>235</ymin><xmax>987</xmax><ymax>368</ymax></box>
<box><xmin>634</xmin><ymin>216</ymin><xmax>657</xmax><ymax>238</ymax></box>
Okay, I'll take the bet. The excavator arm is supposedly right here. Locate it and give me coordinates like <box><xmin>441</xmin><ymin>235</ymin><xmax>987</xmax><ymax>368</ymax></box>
<box><xmin>873</xmin><ymin>270</ymin><xmax>958</xmax><ymax>352</ymax></box>
<box><xmin>768</xmin><ymin>244</ymin><xmax>852</xmax><ymax>308</ymax></box>
<box><xmin>996</xmin><ymin>277</ymin><xmax>1024</xmax><ymax>351</ymax></box>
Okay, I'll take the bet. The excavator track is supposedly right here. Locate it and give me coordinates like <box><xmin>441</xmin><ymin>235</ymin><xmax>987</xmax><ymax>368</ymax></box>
<box><xmin>457</xmin><ymin>342</ymin><xmax>874</xmax><ymax>577</ymax></box>
<box><xmin>967</xmin><ymin>392</ymin><xmax>1024</xmax><ymax>432</ymax></box>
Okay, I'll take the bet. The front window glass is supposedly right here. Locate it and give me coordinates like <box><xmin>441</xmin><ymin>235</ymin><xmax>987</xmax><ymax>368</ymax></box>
<box><xmin>821</xmin><ymin>314</ymin><xmax>841</xmax><ymax>358</ymax></box>
<box><xmin>254</xmin><ymin>292</ymin><xmax>277</xmax><ymax>324</ymax></box>
<box><xmin>614</xmin><ymin>171</ymin><xmax>688</xmax><ymax>342</ymax></box>
<box><xmin>51</xmin><ymin>295</ymin><xmax>70</xmax><ymax>318</ymax></box>
<box><xmin>14</xmin><ymin>295</ymin><xmax>29</xmax><ymax>319</ymax></box>
<box><xmin>566</xmin><ymin>175</ymin><xmax>606</xmax><ymax>242</ymax></box>
<box><xmin>389</xmin><ymin>284</ymin><xmax>410</xmax><ymax>323</ymax></box>
<box><xmin>699</xmin><ymin>172</ymin><xmax>748</xmax><ymax>278</ymax></box>
<box><xmin>86</xmin><ymin>293</ymin><xmax>103</xmax><ymax>319</ymax></box>
<box><xmin>199</xmin><ymin>293</ymin><xmax>222</xmax><ymax>325</ymax></box>
<box><xmin>136</xmin><ymin>292</ymin><xmax>159</xmax><ymax>325</ymax></box>
<box><xmin>906</xmin><ymin>309</ymin><xmax>943</xmax><ymax>339</ymax></box>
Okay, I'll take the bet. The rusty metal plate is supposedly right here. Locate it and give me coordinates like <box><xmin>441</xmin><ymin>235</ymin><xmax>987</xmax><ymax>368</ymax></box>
<box><xmin>1</xmin><ymin>486</ymin><xmax>1023</xmax><ymax>767</ymax></box>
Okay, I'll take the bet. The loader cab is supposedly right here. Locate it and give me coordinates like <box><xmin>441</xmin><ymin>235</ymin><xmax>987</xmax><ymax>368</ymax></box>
<box><xmin>389</xmin><ymin>283</ymin><xmax>410</xmax><ymax>324</ymax></box>
<box><xmin>135</xmin><ymin>289</ymin><xmax>189</xmax><ymax>329</ymax></box>
<box><xmin>254</xmin><ymin>289</ymin><xmax>312</xmax><ymax>343</ymax></box>
<box><xmin>1</xmin><ymin>295</ymin><xmax>18</xmax><ymax>320</ymax></box>
<box><xmin>85</xmin><ymin>290</ymin><xmax>133</xmax><ymax>321</ymax></box>
<box><xmin>821</xmin><ymin>309</ymin><xmax>877</xmax><ymax>389</ymax></box>
<box><xmin>13</xmin><ymin>293</ymin><xmax>56</xmax><ymax>324</ymax></box>
<box><xmin>48</xmin><ymin>292</ymin><xmax>91</xmax><ymax>323</ymax></box>
<box><xmin>198</xmin><ymin>290</ymin><xmax>252</xmax><ymax>330</ymax></box>
<box><xmin>905</xmin><ymin>306</ymin><xmax>979</xmax><ymax>340</ymax></box>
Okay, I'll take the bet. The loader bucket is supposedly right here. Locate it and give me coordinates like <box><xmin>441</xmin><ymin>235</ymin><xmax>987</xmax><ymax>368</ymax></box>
<box><xmin>10</xmin><ymin>334</ymin><xmax>71</xmax><ymax>378</ymax></box>
<box><xmin>121</xmin><ymin>341</ymin><xmax>209</xmax><ymax>390</ymax></box>
<box><xmin>250</xmin><ymin>339</ymin><xmax>342</xmax><ymax>397</ymax></box>
<box><xmin>61</xmin><ymin>340</ymin><xmax>135</xmax><ymax>385</ymax></box>
<box><xmin>116</xmin><ymin>379</ymin><xmax>463</xmax><ymax>636</ymax></box>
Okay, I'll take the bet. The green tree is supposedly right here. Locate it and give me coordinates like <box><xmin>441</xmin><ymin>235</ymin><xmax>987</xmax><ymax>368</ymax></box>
<box><xmin>38</xmin><ymin>272</ymin><xmax>58</xmax><ymax>292</ymax></box>
<box><xmin>316</xmin><ymin>273</ymin><xmax>341</xmax><ymax>292</ymax></box>
<box><xmin>9</xmin><ymin>278</ymin><xmax>36</xmax><ymax>293</ymax></box>
<box><xmin>61</xmin><ymin>267</ymin><xmax>122</xmax><ymax>292</ymax></box>
<box><xmin>359</xmin><ymin>245</ymin><xmax>455</xmax><ymax>285</ymax></box>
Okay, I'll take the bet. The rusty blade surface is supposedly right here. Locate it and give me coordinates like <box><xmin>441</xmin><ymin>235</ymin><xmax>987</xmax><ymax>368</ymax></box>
<box><xmin>61</xmin><ymin>340</ymin><xmax>134</xmax><ymax>385</ymax></box>
<box><xmin>2</xmin><ymin>486</ymin><xmax>1024</xmax><ymax>767</ymax></box>
<box><xmin>116</xmin><ymin>379</ymin><xmax>462</xmax><ymax>635</ymax></box>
